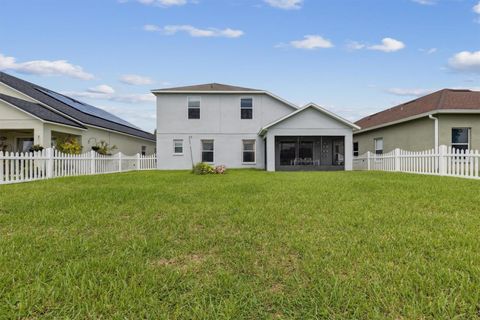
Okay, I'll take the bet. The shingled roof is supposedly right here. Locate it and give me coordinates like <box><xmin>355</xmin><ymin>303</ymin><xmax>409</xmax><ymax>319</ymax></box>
<box><xmin>152</xmin><ymin>83</ymin><xmax>261</xmax><ymax>92</ymax></box>
<box><xmin>0</xmin><ymin>93</ymin><xmax>85</xmax><ymax>129</ymax></box>
<box><xmin>0</xmin><ymin>72</ymin><xmax>155</xmax><ymax>141</ymax></box>
<box><xmin>356</xmin><ymin>89</ymin><xmax>480</xmax><ymax>131</ymax></box>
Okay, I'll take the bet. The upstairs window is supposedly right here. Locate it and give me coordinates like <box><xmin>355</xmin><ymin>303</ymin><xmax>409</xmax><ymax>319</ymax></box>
<box><xmin>353</xmin><ymin>142</ymin><xmax>359</xmax><ymax>157</ymax></box>
<box><xmin>201</xmin><ymin>140</ymin><xmax>214</xmax><ymax>163</ymax></box>
<box><xmin>242</xmin><ymin>140</ymin><xmax>255</xmax><ymax>163</ymax></box>
<box><xmin>374</xmin><ymin>138</ymin><xmax>383</xmax><ymax>155</ymax></box>
<box><xmin>188</xmin><ymin>97</ymin><xmax>201</xmax><ymax>119</ymax></box>
<box><xmin>452</xmin><ymin>128</ymin><xmax>470</xmax><ymax>151</ymax></box>
<box><xmin>240</xmin><ymin>98</ymin><xmax>253</xmax><ymax>119</ymax></box>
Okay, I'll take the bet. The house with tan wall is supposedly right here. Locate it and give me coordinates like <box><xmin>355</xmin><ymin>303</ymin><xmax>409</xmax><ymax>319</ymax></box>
<box><xmin>0</xmin><ymin>72</ymin><xmax>155</xmax><ymax>154</ymax></box>
<box><xmin>353</xmin><ymin>89</ymin><xmax>480</xmax><ymax>156</ymax></box>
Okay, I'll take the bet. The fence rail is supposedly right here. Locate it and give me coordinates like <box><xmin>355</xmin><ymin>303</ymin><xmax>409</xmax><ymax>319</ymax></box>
<box><xmin>353</xmin><ymin>145</ymin><xmax>480</xmax><ymax>179</ymax></box>
<box><xmin>0</xmin><ymin>148</ymin><xmax>157</xmax><ymax>185</ymax></box>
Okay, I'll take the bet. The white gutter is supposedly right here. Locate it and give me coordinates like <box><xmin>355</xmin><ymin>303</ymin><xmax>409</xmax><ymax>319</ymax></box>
<box><xmin>429</xmin><ymin>114</ymin><xmax>439</xmax><ymax>151</ymax></box>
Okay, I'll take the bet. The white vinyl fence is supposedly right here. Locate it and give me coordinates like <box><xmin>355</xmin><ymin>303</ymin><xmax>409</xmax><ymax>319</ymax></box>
<box><xmin>0</xmin><ymin>148</ymin><xmax>156</xmax><ymax>185</ymax></box>
<box><xmin>353</xmin><ymin>145</ymin><xmax>480</xmax><ymax>179</ymax></box>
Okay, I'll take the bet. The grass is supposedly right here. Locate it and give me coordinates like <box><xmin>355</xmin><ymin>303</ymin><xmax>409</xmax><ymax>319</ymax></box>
<box><xmin>1</xmin><ymin>170</ymin><xmax>480</xmax><ymax>319</ymax></box>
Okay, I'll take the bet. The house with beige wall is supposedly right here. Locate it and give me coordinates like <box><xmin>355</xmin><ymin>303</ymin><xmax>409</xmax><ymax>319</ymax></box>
<box><xmin>353</xmin><ymin>89</ymin><xmax>480</xmax><ymax>156</ymax></box>
<box><xmin>0</xmin><ymin>72</ymin><xmax>155</xmax><ymax>154</ymax></box>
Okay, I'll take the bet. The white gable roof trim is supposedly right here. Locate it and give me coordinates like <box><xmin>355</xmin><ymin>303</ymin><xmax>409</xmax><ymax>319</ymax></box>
<box><xmin>152</xmin><ymin>89</ymin><xmax>299</xmax><ymax>110</ymax></box>
<box><xmin>258</xmin><ymin>103</ymin><xmax>360</xmax><ymax>136</ymax></box>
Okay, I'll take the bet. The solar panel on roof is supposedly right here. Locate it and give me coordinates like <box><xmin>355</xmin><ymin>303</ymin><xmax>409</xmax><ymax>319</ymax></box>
<box><xmin>36</xmin><ymin>88</ymin><xmax>142</xmax><ymax>130</ymax></box>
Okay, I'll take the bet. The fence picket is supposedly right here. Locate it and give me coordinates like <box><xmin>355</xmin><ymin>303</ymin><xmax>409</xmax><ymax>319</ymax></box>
<box><xmin>353</xmin><ymin>144</ymin><xmax>480</xmax><ymax>180</ymax></box>
<box><xmin>0</xmin><ymin>147</ymin><xmax>157</xmax><ymax>184</ymax></box>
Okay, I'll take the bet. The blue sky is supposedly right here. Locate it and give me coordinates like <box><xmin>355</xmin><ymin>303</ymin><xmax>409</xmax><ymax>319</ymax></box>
<box><xmin>1</xmin><ymin>0</ymin><xmax>479</xmax><ymax>131</ymax></box>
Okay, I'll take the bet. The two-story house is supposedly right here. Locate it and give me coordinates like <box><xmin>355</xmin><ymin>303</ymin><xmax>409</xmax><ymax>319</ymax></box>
<box><xmin>153</xmin><ymin>83</ymin><xmax>359</xmax><ymax>172</ymax></box>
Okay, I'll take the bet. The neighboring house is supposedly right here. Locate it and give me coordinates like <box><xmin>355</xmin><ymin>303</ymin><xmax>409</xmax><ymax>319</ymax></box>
<box><xmin>0</xmin><ymin>72</ymin><xmax>155</xmax><ymax>154</ymax></box>
<box><xmin>354</xmin><ymin>89</ymin><xmax>480</xmax><ymax>156</ymax></box>
<box><xmin>153</xmin><ymin>83</ymin><xmax>359</xmax><ymax>171</ymax></box>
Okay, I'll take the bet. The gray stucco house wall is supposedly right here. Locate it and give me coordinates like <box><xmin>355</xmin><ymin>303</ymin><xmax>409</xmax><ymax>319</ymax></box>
<box><xmin>153</xmin><ymin>83</ymin><xmax>358</xmax><ymax>172</ymax></box>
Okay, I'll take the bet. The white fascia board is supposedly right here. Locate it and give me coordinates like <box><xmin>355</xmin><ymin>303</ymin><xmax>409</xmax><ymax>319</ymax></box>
<box><xmin>259</xmin><ymin>103</ymin><xmax>359</xmax><ymax>136</ymax></box>
<box><xmin>151</xmin><ymin>90</ymin><xmax>299</xmax><ymax>110</ymax></box>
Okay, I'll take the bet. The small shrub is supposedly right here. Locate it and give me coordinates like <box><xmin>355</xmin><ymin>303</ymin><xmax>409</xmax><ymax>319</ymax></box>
<box><xmin>92</xmin><ymin>140</ymin><xmax>117</xmax><ymax>155</ymax></box>
<box><xmin>215</xmin><ymin>165</ymin><xmax>227</xmax><ymax>174</ymax></box>
<box><xmin>56</xmin><ymin>136</ymin><xmax>82</xmax><ymax>155</ymax></box>
<box><xmin>192</xmin><ymin>162</ymin><xmax>215</xmax><ymax>175</ymax></box>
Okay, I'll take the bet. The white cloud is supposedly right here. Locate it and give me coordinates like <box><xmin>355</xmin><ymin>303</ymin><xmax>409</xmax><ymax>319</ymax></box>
<box><xmin>346</xmin><ymin>41</ymin><xmax>366</xmax><ymax>50</ymax></box>
<box><xmin>420</xmin><ymin>48</ymin><xmax>437</xmax><ymax>54</ymax></box>
<box><xmin>412</xmin><ymin>0</ymin><xmax>436</xmax><ymax>5</ymax></box>
<box><xmin>136</xmin><ymin>0</ymin><xmax>187</xmax><ymax>7</ymax></box>
<box><xmin>448</xmin><ymin>50</ymin><xmax>480</xmax><ymax>73</ymax></box>
<box><xmin>64</xmin><ymin>84</ymin><xmax>155</xmax><ymax>104</ymax></box>
<box><xmin>473</xmin><ymin>1</ymin><xmax>480</xmax><ymax>14</ymax></box>
<box><xmin>120</xmin><ymin>74</ymin><xmax>153</xmax><ymax>85</ymax></box>
<box><xmin>144</xmin><ymin>24</ymin><xmax>244</xmax><ymax>38</ymax></box>
<box><xmin>264</xmin><ymin>0</ymin><xmax>303</xmax><ymax>10</ymax></box>
<box><xmin>0</xmin><ymin>53</ymin><xmax>94</xmax><ymax>80</ymax></box>
<box><xmin>87</xmin><ymin>85</ymin><xmax>115</xmax><ymax>95</ymax></box>
<box><xmin>289</xmin><ymin>35</ymin><xmax>334</xmax><ymax>50</ymax></box>
<box><xmin>368</xmin><ymin>38</ymin><xmax>405</xmax><ymax>52</ymax></box>
<box><xmin>143</xmin><ymin>24</ymin><xmax>161</xmax><ymax>32</ymax></box>
<box><xmin>386</xmin><ymin>88</ymin><xmax>434</xmax><ymax>97</ymax></box>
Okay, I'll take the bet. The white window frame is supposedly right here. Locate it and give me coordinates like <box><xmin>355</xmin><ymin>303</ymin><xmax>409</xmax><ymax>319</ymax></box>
<box><xmin>374</xmin><ymin>138</ymin><xmax>383</xmax><ymax>155</ymax></box>
<box><xmin>240</xmin><ymin>97</ymin><xmax>253</xmax><ymax>120</ymax></box>
<box><xmin>173</xmin><ymin>139</ymin><xmax>184</xmax><ymax>155</ymax></box>
<box><xmin>242</xmin><ymin>139</ymin><xmax>256</xmax><ymax>164</ymax></box>
<box><xmin>187</xmin><ymin>96</ymin><xmax>201</xmax><ymax>120</ymax></box>
<box><xmin>201</xmin><ymin>139</ymin><xmax>214</xmax><ymax>163</ymax></box>
<box><xmin>451</xmin><ymin>127</ymin><xmax>470</xmax><ymax>150</ymax></box>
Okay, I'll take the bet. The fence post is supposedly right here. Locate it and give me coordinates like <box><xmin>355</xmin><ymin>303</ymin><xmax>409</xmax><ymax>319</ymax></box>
<box><xmin>136</xmin><ymin>153</ymin><xmax>141</xmax><ymax>170</ymax></box>
<box><xmin>439</xmin><ymin>145</ymin><xmax>446</xmax><ymax>176</ymax></box>
<box><xmin>394</xmin><ymin>148</ymin><xmax>400</xmax><ymax>172</ymax></box>
<box><xmin>118</xmin><ymin>152</ymin><xmax>122</xmax><ymax>172</ymax></box>
<box><xmin>367</xmin><ymin>151</ymin><xmax>371</xmax><ymax>171</ymax></box>
<box><xmin>90</xmin><ymin>150</ymin><xmax>96</xmax><ymax>175</ymax></box>
<box><xmin>46</xmin><ymin>148</ymin><xmax>54</xmax><ymax>178</ymax></box>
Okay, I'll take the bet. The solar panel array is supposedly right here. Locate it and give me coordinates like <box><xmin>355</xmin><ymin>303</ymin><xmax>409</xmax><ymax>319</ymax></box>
<box><xmin>37</xmin><ymin>88</ymin><xmax>142</xmax><ymax>130</ymax></box>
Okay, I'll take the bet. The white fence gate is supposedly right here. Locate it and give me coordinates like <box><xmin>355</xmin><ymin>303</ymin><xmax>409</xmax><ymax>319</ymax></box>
<box><xmin>0</xmin><ymin>148</ymin><xmax>157</xmax><ymax>185</ymax></box>
<box><xmin>353</xmin><ymin>145</ymin><xmax>480</xmax><ymax>179</ymax></box>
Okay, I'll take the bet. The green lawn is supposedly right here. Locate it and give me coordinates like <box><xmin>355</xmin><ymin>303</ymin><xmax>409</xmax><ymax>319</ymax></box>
<box><xmin>1</xmin><ymin>170</ymin><xmax>480</xmax><ymax>319</ymax></box>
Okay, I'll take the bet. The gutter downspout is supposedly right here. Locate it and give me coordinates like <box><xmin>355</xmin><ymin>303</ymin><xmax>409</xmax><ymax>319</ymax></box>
<box><xmin>429</xmin><ymin>114</ymin><xmax>439</xmax><ymax>152</ymax></box>
<box><xmin>188</xmin><ymin>135</ymin><xmax>194</xmax><ymax>168</ymax></box>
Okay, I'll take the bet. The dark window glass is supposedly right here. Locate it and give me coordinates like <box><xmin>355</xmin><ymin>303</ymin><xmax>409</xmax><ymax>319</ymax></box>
<box><xmin>202</xmin><ymin>152</ymin><xmax>213</xmax><ymax>162</ymax></box>
<box><xmin>243</xmin><ymin>140</ymin><xmax>255</xmax><ymax>163</ymax></box>
<box><xmin>353</xmin><ymin>142</ymin><xmax>359</xmax><ymax>157</ymax></box>
<box><xmin>188</xmin><ymin>108</ymin><xmax>200</xmax><ymax>119</ymax></box>
<box><xmin>453</xmin><ymin>144</ymin><xmax>468</xmax><ymax>152</ymax></box>
<box><xmin>243</xmin><ymin>152</ymin><xmax>255</xmax><ymax>163</ymax></box>
<box><xmin>280</xmin><ymin>142</ymin><xmax>296</xmax><ymax>165</ymax></box>
<box><xmin>188</xmin><ymin>97</ymin><xmax>200</xmax><ymax>119</ymax></box>
<box><xmin>174</xmin><ymin>140</ymin><xmax>183</xmax><ymax>154</ymax></box>
<box><xmin>202</xmin><ymin>140</ymin><xmax>214</xmax><ymax>162</ymax></box>
<box><xmin>241</xmin><ymin>98</ymin><xmax>253</xmax><ymax>119</ymax></box>
<box><xmin>452</xmin><ymin>128</ymin><xmax>469</xmax><ymax>144</ymax></box>
<box><xmin>299</xmin><ymin>141</ymin><xmax>313</xmax><ymax>159</ymax></box>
